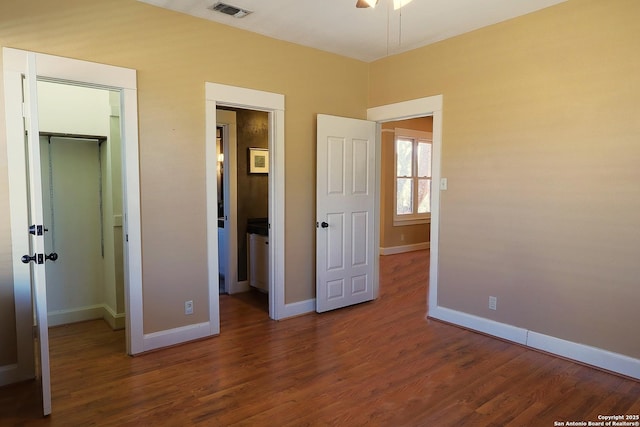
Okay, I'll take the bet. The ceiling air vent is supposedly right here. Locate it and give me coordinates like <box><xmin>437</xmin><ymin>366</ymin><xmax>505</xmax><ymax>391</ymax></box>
<box><xmin>209</xmin><ymin>2</ymin><xmax>252</xmax><ymax>18</ymax></box>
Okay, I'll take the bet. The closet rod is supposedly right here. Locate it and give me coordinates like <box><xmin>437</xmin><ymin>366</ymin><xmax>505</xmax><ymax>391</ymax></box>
<box><xmin>38</xmin><ymin>131</ymin><xmax>107</xmax><ymax>143</ymax></box>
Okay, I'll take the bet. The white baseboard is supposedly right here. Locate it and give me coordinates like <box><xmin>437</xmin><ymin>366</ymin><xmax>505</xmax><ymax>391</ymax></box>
<box><xmin>0</xmin><ymin>363</ymin><xmax>32</xmax><ymax>387</ymax></box>
<box><xmin>238</xmin><ymin>280</ymin><xmax>250</xmax><ymax>292</ymax></box>
<box><xmin>428</xmin><ymin>306</ymin><xmax>640</xmax><ymax>380</ymax></box>
<box><xmin>48</xmin><ymin>304</ymin><xmax>104</xmax><ymax>327</ymax></box>
<box><xmin>380</xmin><ymin>242</ymin><xmax>430</xmax><ymax>256</ymax></box>
<box><xmin>142</xmin><ymin>322</ymin><xmax>215</xmax><ymax>353</ymax></box>
<box><xmin>102</xmin><ymin>305</ymin><xmax>126</xmax><ymax>330</ymax></box>
<box><xmin>527</xmin><ymin>331</ymin><xmax>640</xmax><ymax>380</ymax></box>
<box><xmin>229</xmin><ymin>280</ymin><xmax>250</xmax><ymax>294</ymax></box>
<box><xmin>47</xmin><ymin>304</ymin><xmax>125</xmax><ymax>329</ymax></box>
<box><xmin>429</xmin><ymin>306</ymin><xmax>528</xmax><ymax>344</ymax></box>
<box><xmin>144</xmin><ymin>282</ymin><xmax>300</xmax><ymax>351</ymax></box>
<box><xmin>280</xmin><ymin>298</ymin><xmax>316</xmax><ymax>319</ymax></box>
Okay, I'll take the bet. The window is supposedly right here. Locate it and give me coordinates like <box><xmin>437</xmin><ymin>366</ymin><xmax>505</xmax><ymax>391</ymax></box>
<box><xmin>394</xmin><ymin>128</ymin><xmax>432</xmax><ymax>225</ymax></box>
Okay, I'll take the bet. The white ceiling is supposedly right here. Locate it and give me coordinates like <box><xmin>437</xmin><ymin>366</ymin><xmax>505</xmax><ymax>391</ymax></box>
<box><xmin>139</xmin><ymin>0</ymin><xmax>566</xmax><ymax>62</ymax></box>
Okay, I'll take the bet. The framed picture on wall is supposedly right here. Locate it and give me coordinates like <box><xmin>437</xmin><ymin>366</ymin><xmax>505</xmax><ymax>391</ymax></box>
<box><xmin>249</xmin><ymin>148</ymin><xmax>269</xmax><ymax>173</ymax></box>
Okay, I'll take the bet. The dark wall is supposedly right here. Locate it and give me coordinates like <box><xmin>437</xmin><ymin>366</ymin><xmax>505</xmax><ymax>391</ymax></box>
<box><xmin>234</xmin><ymin>109</ymin><xmax>269</xmax><ymax>282</ymax></box>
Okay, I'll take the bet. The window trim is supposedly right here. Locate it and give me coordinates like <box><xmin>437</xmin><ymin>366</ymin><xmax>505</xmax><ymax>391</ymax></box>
<box><xmin>393</xmin><ymin>127</ymin><xmax>433</xmax><ymax>226</ymax></box>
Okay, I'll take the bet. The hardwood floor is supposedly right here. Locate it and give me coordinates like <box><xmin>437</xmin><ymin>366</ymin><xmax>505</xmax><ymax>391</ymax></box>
<box><xmin>1</xmin><ymin>250</ymin><xmax>639</xmax><ymax>426</ymax></box>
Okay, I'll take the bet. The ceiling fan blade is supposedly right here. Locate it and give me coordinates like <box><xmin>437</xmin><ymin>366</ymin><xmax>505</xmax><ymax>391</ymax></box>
<box><xmin>356</xmin><ymin>0</ymin><xmax>378</xmax><ymax>8</ymax></box>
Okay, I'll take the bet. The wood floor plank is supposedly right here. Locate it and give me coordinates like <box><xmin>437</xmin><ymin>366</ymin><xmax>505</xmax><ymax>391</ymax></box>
<box><xmin>1</xmin><ymin>250</ymin><xmax>639</xmax><ymax>426</ymax></box>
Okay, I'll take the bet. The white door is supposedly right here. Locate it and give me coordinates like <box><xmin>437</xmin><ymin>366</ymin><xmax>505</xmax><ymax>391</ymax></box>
<box><xmin>23</xmin><ymin>53</ymin><xmax>53</xmax><ymax>416</ymax></box>
<box><xmin>316</xmin><ymin>114</ymin><xmax>377</xmax><ymax>313</ymax></box>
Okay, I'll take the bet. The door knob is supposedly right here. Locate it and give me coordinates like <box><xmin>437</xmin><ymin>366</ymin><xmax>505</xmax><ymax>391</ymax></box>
<box><xmin>21</xmin><ymin>253</ymin><xmax>57</xmax><ymax>264</ymax></box>
<box><xmin>321</xmin><ymin>221</ymin><xmax>329</xmax><ymax>228</ymax></box>
<box><xmin>21</xmin><ymin>253</ymin><xmax>44</xmax><ymax>264</ymax></box>
<box><xmin>21</xmin><ymin>254</ymin><xmax>36</xmax><ymax>264</ymax></box>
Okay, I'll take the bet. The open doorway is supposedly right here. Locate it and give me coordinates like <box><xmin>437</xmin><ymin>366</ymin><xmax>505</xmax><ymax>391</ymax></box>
<box><xmin>379</xmin><ymin>116</ymin><xmax>433</xmax><ymax>256</ymax></box>
<box><xmin>367</xmin><ymin>94</ymin><xmax>444</xmax><ymax>316</ymax></box>
<box><xmin>37</xmin><ymin>81</ymin><xmax>126</xmax><ymax>334</ymax></box>
<box><xmin>217</xmin><ymin>107</ymin><xmax>270</xmax><ymax>314</ymax></box>
<box><xmin>205</xmin><ymin>81</ymin><xmax>286</xmax><ymax>323</ymax></box>
<box><xmin>3</xmin><ymin>48</ymin><xmax>142</xmax><ymax>415</ymax></box>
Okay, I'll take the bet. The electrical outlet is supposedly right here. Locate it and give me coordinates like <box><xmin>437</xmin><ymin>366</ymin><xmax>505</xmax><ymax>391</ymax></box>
<box><xmin>400</xmin><ymin>233</ymin><xmax>405</xmax><ymax>242</ymax></box>
<box><xmin>489</xmin><ymin>296</ymin><xmax>497</xmax><ymax>311</ymax></box>
<box><xmin>185</xmin><ymin>300</ymin><xmax>194</xmax><ymax>315</ymax></box>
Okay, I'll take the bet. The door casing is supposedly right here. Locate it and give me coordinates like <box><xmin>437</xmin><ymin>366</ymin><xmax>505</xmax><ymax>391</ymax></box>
<box><xmin>367</xmin><ymin>95</ymin><xmax>443</xmax><ymax>314</ymax></box>
<box><xmin>3</xmin><ymin>48</ymin><xmax>144</xmax><ymax>360</ymax></box>
<box><xmin>205</xmin><ymin>83</ymin><xmax>286</xmax><ymax>321</ymax></box>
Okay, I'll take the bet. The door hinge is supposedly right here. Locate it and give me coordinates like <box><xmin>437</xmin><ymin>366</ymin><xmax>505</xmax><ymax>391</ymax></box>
<box><xmin>33</xmin><ymin>325</ymin><xmax>38</xmax><ymax>339</ymax></box>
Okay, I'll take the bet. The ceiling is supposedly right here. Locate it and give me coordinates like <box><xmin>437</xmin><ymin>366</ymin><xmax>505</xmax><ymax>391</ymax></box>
<box><xmin>138</xmin><ymin>0</ymin><xmax>566</xmax><ymax>62</ymax></box>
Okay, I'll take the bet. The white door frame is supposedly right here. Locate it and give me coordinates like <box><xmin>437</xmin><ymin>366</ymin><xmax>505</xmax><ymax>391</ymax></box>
<box><xmin>367</xmin><ymin>95</ymin><xmax>443</xmax><ymax>314</ymax></box>
<box><xmin>3</xmin><ymin>48</ymin><xmax>144</xmax><ymax>357</ymax></box>
<box><xmin>205</xmin><ymin>83</ymin><xmax>286</xmax><ymax>321</ymax></box>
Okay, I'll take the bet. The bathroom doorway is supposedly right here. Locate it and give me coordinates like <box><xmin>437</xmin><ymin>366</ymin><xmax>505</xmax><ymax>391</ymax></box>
<box><xmin>217</xmin><ymin>107</ymin><xmax>270</xmax><ymax>314</ymax></box>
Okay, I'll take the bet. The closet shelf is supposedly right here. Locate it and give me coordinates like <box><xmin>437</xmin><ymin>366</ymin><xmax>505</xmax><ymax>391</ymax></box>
<box><xmin>33</xmin><ymin>131</ymin><xmax>108</xmax><ymax>143</ymax></box>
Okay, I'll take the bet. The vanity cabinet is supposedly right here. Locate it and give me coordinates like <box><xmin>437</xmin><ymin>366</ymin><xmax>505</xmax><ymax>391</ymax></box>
<box><xmin>249</xmin><ymin>233</ymin><xmax>268</xmax><ymax>292</ymax></box>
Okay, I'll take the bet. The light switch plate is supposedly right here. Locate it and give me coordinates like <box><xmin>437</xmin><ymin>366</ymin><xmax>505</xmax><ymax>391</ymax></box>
<box><xmin>440</xmin><ymin>178</ymin><xmax>448</xmax><ymax>190</ymax></box>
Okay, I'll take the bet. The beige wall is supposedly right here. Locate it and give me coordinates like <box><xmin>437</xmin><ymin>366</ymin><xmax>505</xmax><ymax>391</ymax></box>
<box><xmin>370</xmin><ymin>0</ymin><xmax>640</xmax><ymax>359</ymax></box>
<box><xmin>0</xmin><ymin>0</ymin><xmax>368</xmax><ymax>361</ymax></box>
<box><xmin>2</xmin><ymin>0</ymin><xmax>639</xmax><ymax>367</ymax></box>
<box><xmin>380</xmin><ymin>117</ymin><xmax>433</xmax><ymax>249</ymax></box>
